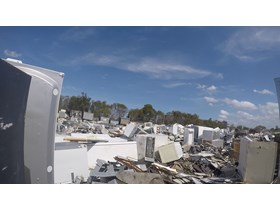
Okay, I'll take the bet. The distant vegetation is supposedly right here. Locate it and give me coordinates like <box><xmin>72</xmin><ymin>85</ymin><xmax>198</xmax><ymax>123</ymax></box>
<box><xmin>59</xmin><ymin>92</ymin><xmax>280</xmax><ymax>132</ymax></box>
<box><xmin>59</xmin><ymin>92</ymin><xmax>127</xmax><ymax>121</ymax></box>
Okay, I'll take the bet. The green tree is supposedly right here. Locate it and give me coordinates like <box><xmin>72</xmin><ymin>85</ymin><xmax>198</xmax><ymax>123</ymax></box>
<box><xmin>60</xmin><ymin>93</ymin><xmax>236</xmax><ymax>128</ymax></box>
<box><xmin>171</xmin><ymin>111</ymin><xmax>184</xmax><ymax>124</ymax></box>
<box><xmin>142</xmin><ymin>104</ymin><xmax>156</xmax><ymax>122</ymax></box>
<box><xmin>254</xmin><ymin>125</ymin><xmax>266</xmax><ymax>133</ymax></box>
<box><xmin>164</xmin><ymin>112</ymin><xmax>174</xmax><ymax>125</ymax></box>
<box><xmin>111</xmin><ymin>103</ymin><xmax>128</xmax><ymax>120</ymax></box>
<box><xmin>183</xmin><ymin>113</ymin><xmax>200</xmax><ymax>125</ymax></box>
<box><xmin>202</xmin><ymin>118</ymin><xmax>213</xmax><ymax>127</ymax></box>
<box><xmin>68</xmin><ymin>96</ymin><xmax>80</xmax><ymax>111</ymax></box>
<box><xmin>68</xmin><ymin>92</ymin><xmax>91</xmax><ymax>120</ymax></box>
<box><xmin>221</xmin><ymin>120</ymin><xmax>228</xmax><ymax>129</ymax></box>
<box><xmin>90</xmin><ymin>100</ymin><xmax>111</xmax><ymax>118</ymax></box>
<box><xmin>155</xmin><ymin>110</ymin><xmax>165</xmax><ymax>124</ymax></box>
<box><xmin>79</xmin><ymin>92</ymin><xmax>91</xmax><ymax>120</ymax></box>
<box><xmin>128</xmin><ymin>108</ymin><xmax>143</xmax><ymax>122</ymax></box>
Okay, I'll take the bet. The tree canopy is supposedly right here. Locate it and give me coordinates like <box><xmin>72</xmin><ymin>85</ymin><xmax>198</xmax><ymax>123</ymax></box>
<box><xmin>58</xmin><ymin>92</ymin><xmax>273</xmax><ymax>130</ymax></box>
<box><xmin>90</xmin><ymin>100</ymin><xmax>111</xmax><ymax>118</ymax></box>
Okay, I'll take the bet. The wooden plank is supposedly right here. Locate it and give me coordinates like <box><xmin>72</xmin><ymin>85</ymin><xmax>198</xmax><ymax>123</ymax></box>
<box><xmin>63</xmin><ymin>136</ymin><xmax>108</xmax><ymax>143</ymax></box>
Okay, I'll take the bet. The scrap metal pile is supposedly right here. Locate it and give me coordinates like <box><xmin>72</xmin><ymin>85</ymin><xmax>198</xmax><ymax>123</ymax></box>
<box><xmin>86</xmin><ymin>143</ymin><xmax>242</xmax><ymax>184</ymax></box>
<box><xmin>55</xmin><ymin>111</ymin><xmax>279</xmax><ymax>184</ymax></box>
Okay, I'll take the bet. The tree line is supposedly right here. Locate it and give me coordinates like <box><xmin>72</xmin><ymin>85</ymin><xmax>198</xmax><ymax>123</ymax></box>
<box><xmin>59</xmin><ymin>93</ymin><xmax>280</xmax><ymax>132</ymax></box>
<box><xmin>59</xmin><ymin>92</ymin><xmax>230</xmax><ymax>128</ymax></box>
<box><xmin>59</xmin><ymin>92</ymin><xmax>128</xmax><ymax>120</ymax></box>
<box><xmin>129</xmin><ymin>105</ymin><xmax>228</xmax><ymax>128</ymax></box>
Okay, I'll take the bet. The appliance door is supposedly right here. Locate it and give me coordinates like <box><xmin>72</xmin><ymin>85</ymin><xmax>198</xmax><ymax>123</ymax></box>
<box><xmin>5</xmin><ymin>59</ymin><xmax>64</xmax><ymax>184</ymax></box>
<box><xmin>0</xmin><ymin>59</ymin><xmax>31</xmax><ymax>183</ymax></box>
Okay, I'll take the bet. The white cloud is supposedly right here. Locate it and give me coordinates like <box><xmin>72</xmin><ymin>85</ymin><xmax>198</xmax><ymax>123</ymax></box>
<box><xmin>220</xmin><ymin>110</ymin><xmax>230</xmax><ymax>116</ymax></box>
<box><xmin>60</xmin><ymin>27</ymin><xmax>95</xmax><ymax>41</ymax></box>
<box><xmin>197</xmin><ymin>84</ymin><xmax>207</xmax><ymax>89</ymax></box>
<box><xmin>207</xmin><ymin>85</ymin><xmax>217</xmax><ymax>93</ymax></box>
<box><xmin>219</xmin><ymin>109</ymin><xmax>230</xmax><ymax>120</ymax></box>
<box><xmin>219</xmin><ymin>115</ymin><xmax>228</xmax><ymax>120</ymax></box>
<box><xmin>223</xmin><ymin>27</ymin><xmax>280</xmax><ymax>61</ymax></box>
<box><xmin>197</xmin><ymin>84</ymin><xmax>217</xmax><ymax>94</ymax></box>
<box><xmin>237</xmin><ymin>111</ymin><xmax>255</xmax><ymax>119</ymax></box>
<box><xmin>122</xmin><ymin>59</ymin><xmax>212</xmax><ymax>79</ymax></box>
<box><xmin>259</xmin><ymin>102</ymin><xmax>279</xmax><ymax>116</ymax></box>
<box><xmin>235</xmin><ymin>110</ymin><xmax>260</xmax><ymax>127</ymax></box>
<box><xmin>163</xmin><ymin>82</ymin><xmax>190</xmax><ymax>88</ymax></box>
<box><xmin>234</xmin><ymin>111</ymin><xmax>258</xmax><ymax>127</ymax></box>
<box><xmin>229</xmin><ymin>102</ymin><xmax>279</xmax><ymax>128</ymax></box>
<box><xmin>204</xmin><ymin>96</ymin><xmax>218</xmax><ymax>106</ymax></box>
<box><xmin>72</xmin><ymin>52</ymin><xmax>222</xmax><ymax>80</ymax></box>
<box><xmin>223</xmin><ymin>98</ymin><xmax>258</xmax><ymax>110</ymax></box>
<box><xmin>4</xmin><ymin>49</ymin><xmax>21</xmax><ymax>58</ymax></box>
<box><xmin>253</xmin><ymin>89</ymin><xmax>274</xmax><ymax>95</ymax></box>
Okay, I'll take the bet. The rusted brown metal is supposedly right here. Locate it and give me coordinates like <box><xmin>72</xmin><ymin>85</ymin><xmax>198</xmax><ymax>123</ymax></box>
<box><xmin>114</xmin><ymin>156</ymin><xmax>144</xmax><ymax>172</ymax></box>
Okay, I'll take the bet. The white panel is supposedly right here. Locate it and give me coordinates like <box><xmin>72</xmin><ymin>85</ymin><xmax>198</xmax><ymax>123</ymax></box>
<box><xmin>135</xmin><ymin>134</ymin><xmax>169</xmax><ymax>150</ymax></box>
<box><xmin>158</xmin><ymin>142</ymin><xmax>183</xmax><ymax>163</ymax></box>
<box><xmin>238</xmin><ymin>140</ymin><xmax>277</xmax><ymax>183</ymax></box>
<box><xmin>54</xmin><ymin>143</ymin><xmax>89</xmax><ymax>184</ymax></box>
<box><xmin>87</xmin><ymin>142</ymin><xmax>137</xmax><ymax>168</ymax></box>
<box><xmin>83</xmin><ymin>112</ymin><xmax>94</xmax><ymax>121</ymax></box>
<box><xmin>183</xmin><ymin>128</ymin><xmax>194</xmax><ymax>145</ymax></box>
<box><xmin>202</xmin><ymin>130</ymin><xmax>220</xmax><ymax>140</ymax></box>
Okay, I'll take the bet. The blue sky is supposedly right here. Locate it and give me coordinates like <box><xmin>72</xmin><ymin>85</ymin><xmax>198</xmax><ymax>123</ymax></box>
<box><xmin>1</xmin><ymin>26</ymin><xmax>280</xmax><ymax>128</ymax></box>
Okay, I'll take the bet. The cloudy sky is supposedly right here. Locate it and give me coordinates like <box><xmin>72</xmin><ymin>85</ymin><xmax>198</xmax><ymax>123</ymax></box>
<box><xmin>1</xmin><ymin>26</ymin><xmax>280</xmax><ymax>128</ymax></box>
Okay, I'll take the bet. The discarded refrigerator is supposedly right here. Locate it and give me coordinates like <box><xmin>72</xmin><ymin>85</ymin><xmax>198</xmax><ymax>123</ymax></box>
<box><xmin>158</xmin><ymin>142</ymin><xmax>183</xmax><ymax>163</ymax></box>
<box><xmin>136</xmin><ymin>136</ymin><xmax>156</xmax><ymax>162</ymax></box>
<box><xmin>238</xmin><ymin>139</ymin><xmax>277</xmax><ymax>183</ymax></box>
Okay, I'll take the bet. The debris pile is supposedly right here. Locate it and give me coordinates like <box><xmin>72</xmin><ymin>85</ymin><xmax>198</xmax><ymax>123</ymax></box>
<box><xmin>55</xmin><ymin>110</ymin><xmax>280</xmax><ymax>184</ymax></box>
<box><xmin>85</xmin><ymin>143</ymin><xmax>241</xmax><ymax>184</ymax></box>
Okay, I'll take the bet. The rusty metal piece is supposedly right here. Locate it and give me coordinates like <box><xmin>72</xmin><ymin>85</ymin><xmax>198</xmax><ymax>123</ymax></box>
<box><xmin>114</xmin><ymin>156</ymin><xmax>144</xmax><ymax>172</ymax></box>
<box><xmin>172</xmin><ymin>161</ymin><xmax>184</xmax><ymax>171</ymax></box>
<box><xmin>151</xmin><ymin>163</ymin><xmax>178</xmax><ymax>175</ymax></box>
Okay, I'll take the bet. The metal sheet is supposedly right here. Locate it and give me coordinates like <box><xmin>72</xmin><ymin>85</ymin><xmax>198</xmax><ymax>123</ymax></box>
<box><xmin>54</xmin><ymin>143</ymin><xmax>88</xmax><ymax>184</ymax></box>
